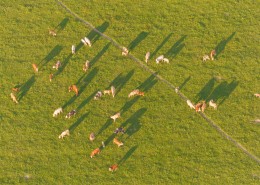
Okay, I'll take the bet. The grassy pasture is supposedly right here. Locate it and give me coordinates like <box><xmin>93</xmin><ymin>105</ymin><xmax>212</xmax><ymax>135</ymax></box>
<box><xmin>0</xmin><ymin>0</ymin><xmax>259</xmax><ymax>184</ymax></box>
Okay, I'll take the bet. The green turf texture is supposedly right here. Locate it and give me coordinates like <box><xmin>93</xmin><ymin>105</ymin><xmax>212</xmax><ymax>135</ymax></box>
<box><xmin>0</xmin><ymin>0</ymin><xmax>259</xmax><ymax>184</ymax></box>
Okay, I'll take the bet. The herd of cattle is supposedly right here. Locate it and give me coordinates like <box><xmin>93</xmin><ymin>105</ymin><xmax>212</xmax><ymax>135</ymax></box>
<box><xmin>9</xmin><ymin>28</ymin><xmax>260</xmax><ymax>172</ymax></box>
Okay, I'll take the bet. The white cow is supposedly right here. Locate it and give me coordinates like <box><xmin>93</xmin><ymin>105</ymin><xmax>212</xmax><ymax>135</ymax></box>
<box><xmin>53</xmin><ymin>107</ymin><xmax>63</xmax><ymax>117</ymax></box>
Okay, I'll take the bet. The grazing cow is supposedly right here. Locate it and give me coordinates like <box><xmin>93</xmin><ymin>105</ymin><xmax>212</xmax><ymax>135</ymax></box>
<box><xmin>109</xmin><ymin>164</ymin><xmax>118</xmax><ymax>172</ymax></box>
<box><xmin>186</xmin><ymin>100</ymin><xmax>195</xmax><ymax>109</ymax></box>
<box><xmin>128</xmin><ymin>89</ymin><xmax>144</xmax><ymax>98</ymax></box>
<box><xmin>175</xmin><ymin>87</ymin><xmax>179</xmax><ymax>93</ymax></box>
<box><xmin>102</xmin><ymin>141</ymin><xmax>105</xmax><ymax>148</ymax></box>
<box><xmin>114</xmin><ymin>127</ymin><xmax>125</xmax><ymax>134</ymax></box>
<box><xmin>49</xmin><ymin>74</ymin><xmax>53</xmax><ymax>82</ymax></box>
<box><xmin>49</xmin><ymin>29</ymin><xmax>57</xmax><ymax>36</ymax></box>
<box><xmin>195</xmin><ymin>102</ymin><xmax>203</xmax><ymax>112</ymax></box>
<box><xmin>81</xmin><ymin>37</ymin><xmax>91</xmax><ymax>47</ymax></box>
<box><xmin>53</xmin><ymin>107</ymin><xmax>63</xmax><ymax>117</ymax></box>
<box><xmin>94</xmin><ymin>91</ymin><xmax>102</xmax><ymax>100</ymax></box>
<box><xmin>145</xmin><ymin>52</ymin><xmax>150</xmax><ymax>63</ymax></box>
<box><xmin>83</xmin><ymin>60</ymin><xmax>90</xmax><ymax>72</ymax></box>
<box><xmin>90</xmin><ymin>148</ymin><xmax>100</xmax><ymax>158</ymax></box>
<box><xmin>156</xmin><ymin>55</ymin><xmax>164</xmax><ymax>64</ymax></box>
<box><xmin>203</xmin><ymin>55</ymin><xmax>210</xmax><ymax>62</ymax></box>
<box><xmin>251</xmin><ymin>119</ymin><xmax>260</xmax><ymax>124</ymax></box>
<box><xmin>89</xmin><ymin>133</ymin><xmax>95</xmax><ymax>142</ymax></box>
<box><xmin>122</xmin><ymin>47</ymin><xmax>129</xmax><ymax>56</ymax></box>
<box><xmin>52</xmin><ymin>61</ymin><xmax>61</xmax><ymax>70</ymax></box>
<box><xmin>10</xmin><ymin>93</ymin><xmax>18</xmax><ymax>104</ymax></box>
<box><xmin>201</xmin><ymin>101</ymin><xmax>207</xmax><ymax>112</ymax></box>
<box><xmin>254</xmin><ymin>93</ymin><xmax>260</xmax><ymax>98</ymax></box>
<box><xmin>103</xmin><ymin>89</ymin><xmax>112</xmax><ymax>95</ymax></box>
<box><xmin>32</xmin><ymin>63</ymin><xmax>38</xmax><ymax>72</ymax></box>
<box><xmin>209</xmin><ymin>100</ymin><xmax>217</xmax><ymax>110</ymax></box>
<box><xmin>69</xmin><ymin>85</ymin><xmax>79</xmax><ymax>96</ymax></box>
<box><xmin>111</xmin><ymin>86</ymin><xmax>116</xmax><ymax>98</ymax></box>
<box><xmin>65</xmin><ymin>110</ymin><xmax>76</xmax><ymax>118</ymax></box>
<box><xmin>210</xmin><ymin>50</ymin><xmax>216</xmax><ymax>60</ymax></box>
<box><xmin>110</xmin><ymin>112</ymin><xmax>120</xmax><ymax>122</ymax></box>
<box><xmin>113</xmin><ymin>138</ymin><xmax>123</xmax><ymax>147</ymax></box>
<box><xmin>162</xmin><ymin>58</ymin><xmax>169</xmax><ymax>63</ymax></box>
<box><xmin>71</xmin><ymin>45</ymin><xmax>76</xmax><ymax>54</ymax></box>
<box><xmin>58</xmin><ymin>129</ymin><xmax>70</xmax><ymax>139</ymax></box>
<box><xmin>12</xmin><ymin>87</ymin><xmax>19</xmax><ymax>92</ymax></box>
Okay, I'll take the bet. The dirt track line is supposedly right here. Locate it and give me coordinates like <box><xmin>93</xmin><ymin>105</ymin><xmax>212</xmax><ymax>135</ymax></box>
<box><xmin>56</xmin><ymin>0</ymin><xmax>260</xmax><ymax>164</ymax></box>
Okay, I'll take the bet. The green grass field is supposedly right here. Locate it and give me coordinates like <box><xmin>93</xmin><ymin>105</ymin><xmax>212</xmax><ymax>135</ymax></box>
<box><xmin>0</xmin><ymin>0</ymin><xmax>259</xmax><ymax>184</ymax></box>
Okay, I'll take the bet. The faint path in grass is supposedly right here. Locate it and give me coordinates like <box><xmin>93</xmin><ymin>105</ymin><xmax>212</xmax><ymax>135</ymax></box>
<box><xmin>56</xmin><ymin>0</ymin><xmax>260</xmax><ymax>164</ymax></box>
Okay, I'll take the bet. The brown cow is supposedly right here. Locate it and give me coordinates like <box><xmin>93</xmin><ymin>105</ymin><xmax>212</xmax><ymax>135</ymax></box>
<box><xmin>32</xmin><ymin>63</ymin><xmax>38</xmax><ymax>72</ymax></box>
<box><xmin>210</xmin><ymin>50</ymin><xmax>216</xmax><ymax>60</ymax></box>
<box><xmin>109</xmin><ymin>164</ymin><xmax>118</xmax><ymax>172</ymax></box>
<box><xmin>69</xmin><ymin>85</ymin><xmax>79</xmax><ymax>96</ymax></box>
<box><xmin>113</xmin><ymin>138</ymin><xmax>123</xmax><ymax>147</ymax></box>
<box><xmin>90</xmin><ymin>148</ymin><xmax>100</xmax><ymax>158</ymax></box>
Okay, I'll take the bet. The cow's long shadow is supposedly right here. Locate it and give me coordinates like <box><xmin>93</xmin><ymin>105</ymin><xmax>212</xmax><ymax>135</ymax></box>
<box><xmin>87</xmin><ymin>21</ymin><xmax>109</xmax><ymax>45</ymax></box>
<box><xmin>207</xmin><ymin>80</ymin><xmax>238</xmax><ymax>105</ymax></box>
<box><xmin>120</xmin><ymin>74</ymin><xmax>157</xmax><ymax>114</ymax></box>
<box><xmin>118</xmin><ymin>145</ymin><xmax>138</xmax><ymax>166</ymax></box>
<box><xmin>69</xmin><ymin>112</ymin><xmax>89</xmax><ymax>133</ymax></box>
<box><xmin>122</xmin><ymin>108</ymin><xmax>146</xmax><ymax>139</ymax></box>
<box><xmin>75</xmin><ymin>22</ymin><xmax>110</xmax><ymax>53</ymax></box>
<box><xmin>150</xmin><ymin>33</ymin><xmax>173</xmax><ymax>59</ymax></box>
<box><xmin>55</xmin><ymin>17</ymin><xmax>69</xmax><ymax>33</ymax></box>
<box><xmin>39</xmin><ymin>45</ymin><xmax>63</xmax><ymax>68</ymax></box>
<box><xmin>215</xmin><ymin>32</ymin><xmax>236</xmax><ymax>58</ymax></box>
<box><xmin>90</xmin><ymin>43</ymin><xmax>111</xmax><ymax>66</ymax></box>
<box><xmin>196</xmin><ymin>78</ymin><xmax>215</xmax><ymax>102</ymax></box>
<box><xmin>108</xmin><ymin>69</ymin><xmax>135</xmax><ymax>96</ymax></box>
<box><xmin>179</xmin><ymin>76</ymin><xmax>191</xmax><ymax>90</ymax></box>
<box><xmin>17</xmin><ymin>75</ymin><xmax>35</xmax><ymax>101</ymax></box>
<box><xmin>97</xmin><ymin>119</ymin><xmax>114</xmax><ymax>136</ymax></box>
<box><xmin>165</xmin><ymin>35</ymin><xmax>186</xmax><ymax>58</ymax></box>
<box><xmin>76</xmin><ymin>91</ymin><xmax>96</xmax><ymax>111</ymax></box>
<box><xmin>62</xmin><ymin>68</ymin><xmax>98</xmax><ymax>109</ymax></box>
<box><xmin>128</xmin><ymin>31</ymin><xmax>149</xmax><ymax>51</ymax></box>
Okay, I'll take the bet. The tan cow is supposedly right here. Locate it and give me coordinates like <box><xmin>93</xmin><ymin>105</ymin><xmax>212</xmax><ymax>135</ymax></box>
<box><xmin>69</xmin><ymin>85</ymin><xmax>79</xmax><ymax>96</ymax></box>
<box><xmin>90</xmin><ymin>148</ymin><xmax>100</xmax><ymax>158</ymax></box>
<box><xmin>113</xmin><ymin>138</ymin><xmax>123</xmax><ymax>147</ymax></box>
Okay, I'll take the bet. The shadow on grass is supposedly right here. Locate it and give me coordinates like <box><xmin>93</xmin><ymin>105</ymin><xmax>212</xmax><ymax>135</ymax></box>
<box><xmin>207</xmin><ymin>80</ymin><xmax>238</xmax><ymax>106</ymax></box>
<box><xmin>39</xmin><ymin>45</ymin><xmax>63</xmax><ymax>67</ymax></box>
<box><xmin>69</xmin><ymin>112</ymin><xmax>89</xmax><ymax>133</ymax></box>
<box><xmin>118</xmin><ymin>145</ymin><xmax>138</xmax><ymax>166</ymax></box>
<box><xmin>215</xmin><ymin>32</ymin><xmax>236</xmax><ymax>58</ymax></box>
<box><xmin>120</xmin><ymin>74</ymin><xmax>157</xmax><ymax>114</ymax></box>
<box><xmin>62</xmin><ymin>68</ymin><xmax>98</xmax><ymax>109</ymax></box>
<box><xmin>76</xmin><ymin>91</ymin><xmax>97</xmax><ymax>111</ymax></box>
<box><xmin>90</xmin><ymin>43</ymin><xmax>111</xmax><ymax>66</ymax></box>
<box><xmin>128</xmin><ymin>31</ymin><xmax>149</xmax><ymax>51</ymax></box>
<box><xmin>54</xmin><ymin>54</ymin><xmax>73</xmax><ymax>78</ymax></box>
<box><xmin>196</xmin><ymin>78</ymin><xmax>215</xmax><ymax>102</ymax></box>
<box><xmin>150</xmin><ymin>33</ymin><xmax>173</xmax><ymax>59</ymax></box>
<box><xmin>179</xmin><ymin>76</ymin><xmax>191</xmax><ymax>90</ymax></box>
<box><xmin>108</xmin><ymin>69</ymin><xmax>135</xmax><ymax>96</ymax></box>
<box><xmin>165</xmin><ymin>35</ymin><xmax>186</xmax><ymax>58</ymax></box>
<box><xmin>97</xmin><ymin>119</ymin><xmax>114</xmax><ymax>136</ymax></box>
<box><xmin>122</xmin><ymin>108</ymin><xmax>146</xmax><ymax>140</ymax></box>
<box><xmin>55</xmin><ymin>17</ymin><xmax>69</xmax><ymax>33</ymax></box>
<box><xmin>18</xmin><ymin>75</ymin><xmax>35</xmax><ymax>101</ymax></box>
<box><xmin>87</xmin><ymin>21</ymin><xmax>109</xmax><ymax>45</ymax></box>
